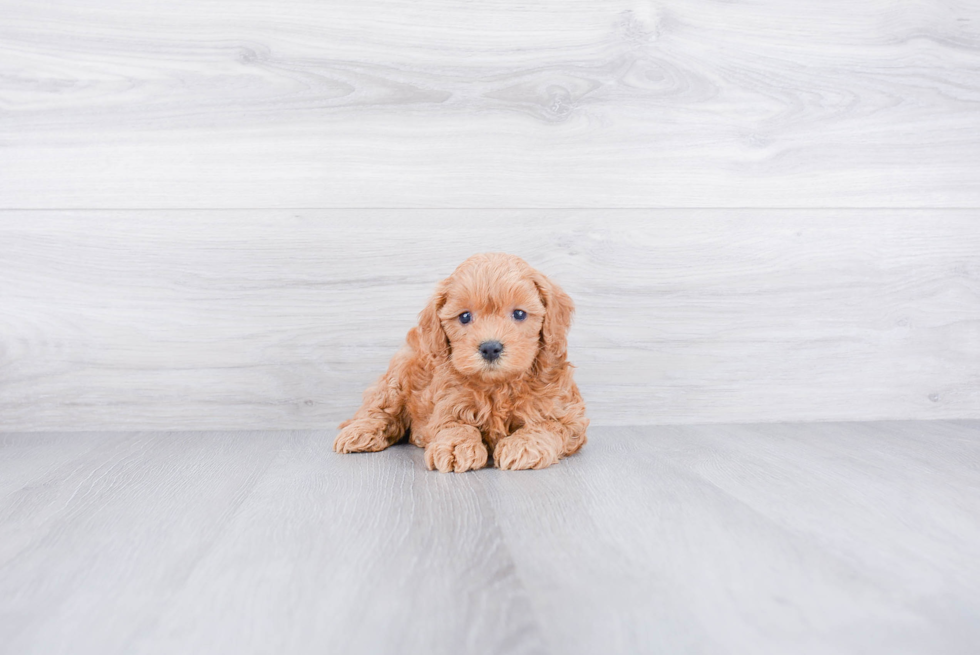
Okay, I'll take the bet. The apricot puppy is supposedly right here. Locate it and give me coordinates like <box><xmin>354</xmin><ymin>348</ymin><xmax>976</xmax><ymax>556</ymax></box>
<box><xmin>334</xmin><ymin>253</ymin><xmax>588</xmax><ymax>472</ymax></box>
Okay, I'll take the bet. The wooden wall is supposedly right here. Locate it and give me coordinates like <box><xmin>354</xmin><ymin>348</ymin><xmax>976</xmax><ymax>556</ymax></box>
<box><xmin>2</xmin><ymin>211</ymin><xmax>978</xmax><ymax>430</ymax></box>
<box><xmin>1</xmin><ymin>0</ymin><xmax>979</xmax><ymax>430</ymax></box>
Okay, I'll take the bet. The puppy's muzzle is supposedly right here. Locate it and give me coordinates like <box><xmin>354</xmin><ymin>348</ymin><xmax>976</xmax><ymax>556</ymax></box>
<box><xmin>478</xmin><ymin>340</ymin><xmax>503</xmax><ymax>362</ymax></box>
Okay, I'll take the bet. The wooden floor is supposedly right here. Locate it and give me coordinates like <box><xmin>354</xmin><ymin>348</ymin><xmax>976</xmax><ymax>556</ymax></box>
<box><xmin>2</xmin><ymin>422</ymin><xmax>978</xmax><ymax>655</ymax></box>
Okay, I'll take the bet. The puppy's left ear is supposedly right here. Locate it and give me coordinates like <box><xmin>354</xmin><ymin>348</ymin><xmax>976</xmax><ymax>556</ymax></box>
<box><xmin>532</xmin><ymin>270</ymin><xmax>575</xmax><ymax>359</ymax></box>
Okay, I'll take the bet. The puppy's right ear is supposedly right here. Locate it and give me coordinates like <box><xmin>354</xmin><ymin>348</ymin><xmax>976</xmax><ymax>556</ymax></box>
<box><xmin>415</xmin><ymin>278</ymin><xmax>450</xmax><ymax>361</ymax></box>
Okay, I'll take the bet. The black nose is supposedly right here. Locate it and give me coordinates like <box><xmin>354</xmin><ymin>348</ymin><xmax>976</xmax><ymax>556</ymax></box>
<box><xmin>478</xmin><ymin>340</ymin><xmax>503</xmax><ymax>362</ymax></box>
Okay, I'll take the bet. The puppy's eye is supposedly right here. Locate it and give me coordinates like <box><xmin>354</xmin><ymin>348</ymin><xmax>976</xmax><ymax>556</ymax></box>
<box><xmin>512</xmin><ymin>309</ymin><xmax>527</xmax><ymax>321</ymax></box>
<box><xmin>458</xmin><ymin>312</ymin><xmax>472</xmax><ymax>325</ymax></box>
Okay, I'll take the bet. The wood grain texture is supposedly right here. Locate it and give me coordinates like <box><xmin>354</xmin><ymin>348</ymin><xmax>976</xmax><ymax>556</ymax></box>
<box><xmin>1</xmin><ymin>422</ymin><xmax>978</xmax><ymax>654</ymax></box>
<box><xmin>1</xmin><ymin>0</ymin><xmax>979</xmax><ymax>208</ymax></box>
<box><xmin>2</xmin><ymin>209</ymin><xmax>979</xmax><ymax>431</ymax></box>
<box><xmin>491</xmin><ymin>421</ymin><xmax>980</xmax><ymax>655</ymax></box>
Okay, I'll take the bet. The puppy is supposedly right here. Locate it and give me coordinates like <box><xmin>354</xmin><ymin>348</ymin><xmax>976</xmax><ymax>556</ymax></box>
<box><xmin>334</xmin><ymin>253</ymin><xmax>588</xmax><ymax>472</ymax></box>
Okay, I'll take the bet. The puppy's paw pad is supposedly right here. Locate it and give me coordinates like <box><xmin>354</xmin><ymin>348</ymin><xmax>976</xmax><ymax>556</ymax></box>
<box><xmin>494</xmin><ymin>436</ymin><xmax>560</xmax><ymax>470</ymax></box>
<box><xmin>334</xmin><ymin>421</ymin><xmax>389</xmax><ymax>453</ymax></box>
<box><xmin>425</xmin><ymin>440</ymin><xmax>488</xmax><ymax>473</ymax></box>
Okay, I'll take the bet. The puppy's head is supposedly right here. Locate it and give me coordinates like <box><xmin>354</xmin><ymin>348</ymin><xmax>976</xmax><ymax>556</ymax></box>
<box><xmin>417</xmin><ymin>253</ymin><xmax>574</xmax><ymax>381</ymax></box>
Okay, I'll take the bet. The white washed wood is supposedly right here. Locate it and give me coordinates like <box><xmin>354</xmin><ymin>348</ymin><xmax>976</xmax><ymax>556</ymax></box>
<box><xmin>134</xmin><ymin>433</ymin><xmax>546</xmax><ymax>655</ymax></box>
<box><xmin>0</xmin><ymin>431</ymin><xmax>286</xmax><ymax>653</ymax></box>
<box><xmin>1</xmin><ymin>210</ymin><xmax>979</xmax><ymax>431</ymax></box>
<box><xmin>1</xmin><ymin>0</ymin><xmax>979</xmax><ymax>208</ymax></box>
<box><xmin>486</xmin><ymin>422</ymin><xmax>980</xmax><ymax>655</ymax></box>
<box><xmin>1</xmin><ymin>423</ymin><xmax>978</xmax><ymax>654</ymax></box>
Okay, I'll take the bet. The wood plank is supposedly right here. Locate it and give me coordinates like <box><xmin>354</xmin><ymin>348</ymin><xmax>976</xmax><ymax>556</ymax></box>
<box><xmin>486</xmin><ymin>422</ymin><xmax>980</xmax><ymax>654</ymax></box>
<box><xmin>1</xmin><ymin>423</ymin><xmax>977</xmax><ymax>653</ymax></box>
<box><xmin>0</xmin><ymin>432</ymin><xmax>124</xmax><ymax>499</ymax></box>
<box><xmin>132</xmin><ymin>433</ymin><xmax>547</xmax><ymax>655</ymax></box>
<box><xmin>0</xmin><ymin>431</ymin><xmax>284</xmax><ymax>654</ymax></box>
<box><xmin>2</xmin><ymin>210</ymin><xmax>978</xmax><ymax>430</ymax></box>
<box><xmin>1</xmin><ymin>0</ymin><xmax>978</xmax><ymax>207</ymax></box>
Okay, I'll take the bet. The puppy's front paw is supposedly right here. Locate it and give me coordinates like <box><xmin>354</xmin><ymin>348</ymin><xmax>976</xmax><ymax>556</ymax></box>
<box><xmin>424</xmin><ymin>438</ymin><xmax>488</xmax><ymax>473</ymax></box>
<box><xmin>334</xmin><ymin>419</ymin><xmax>391</xmax><ymax>453</ymax></box>
<box><xmin>494</xmin><ymin>433</ymin><xmax>561</xmax><ymax>470</ymax></box>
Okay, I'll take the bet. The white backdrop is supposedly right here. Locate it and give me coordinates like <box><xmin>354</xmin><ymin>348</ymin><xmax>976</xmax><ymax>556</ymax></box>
<box><xmin>1</xmin><ymin>0</ymin><xmax>979</xmax><ymax>430</ymax></box>
<box><xmin>2</xmin><ymin>210</ymin><xmax>978</xmax><ymax>430</ymax></box>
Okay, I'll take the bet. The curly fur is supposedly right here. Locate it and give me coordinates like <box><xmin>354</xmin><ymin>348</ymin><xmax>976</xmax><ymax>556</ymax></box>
<box><xmin>334</xmin><ymin>253</ymin><xmax>588</xmax><ymax>472</ymax></box>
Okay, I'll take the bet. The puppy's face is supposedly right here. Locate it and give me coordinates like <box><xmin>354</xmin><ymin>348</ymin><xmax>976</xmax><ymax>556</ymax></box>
<box><xmin>419</xmin><ymin>254</ymin><xmax>573</xmax><ymax>382</ymax></box>
<box><xmin>440</xmin><ymin>272</ymin><xmax>545</xmax><ymax>380</ymax></box>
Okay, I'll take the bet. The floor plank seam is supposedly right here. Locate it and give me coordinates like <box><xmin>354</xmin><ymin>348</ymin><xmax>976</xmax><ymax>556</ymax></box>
<box><xmin>472</xmin><ymin>473</ymin><xmax>557</xmax><ymax>655</ymax></box>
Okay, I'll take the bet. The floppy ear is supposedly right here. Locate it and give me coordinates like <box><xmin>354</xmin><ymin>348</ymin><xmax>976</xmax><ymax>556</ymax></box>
<box><xmin>415</xmin><ymin>279</ymin><xmax>450</xmax><ymax>362</ymax></box>
<box><xmin>532</xmin><ymin>270</ymin><xmax>575</xmax><ymax>359</ymax></box>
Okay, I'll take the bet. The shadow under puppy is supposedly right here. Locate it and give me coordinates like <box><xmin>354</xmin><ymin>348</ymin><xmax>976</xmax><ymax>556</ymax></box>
<box><xmin>335</xmin><ymin>253</ymin><xmax>588</xmax><ymax>472</ymax></box>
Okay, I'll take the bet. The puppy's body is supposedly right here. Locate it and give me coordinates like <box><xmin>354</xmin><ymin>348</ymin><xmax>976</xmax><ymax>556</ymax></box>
<box><xmin>335</xmin><ymin>253</ymin><xmax>588</xmax><ymax>472</ymax></box>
